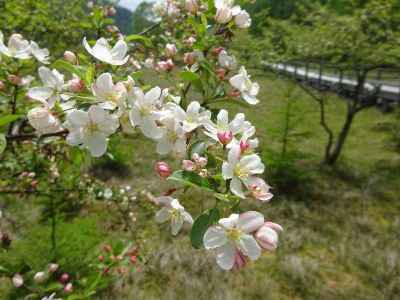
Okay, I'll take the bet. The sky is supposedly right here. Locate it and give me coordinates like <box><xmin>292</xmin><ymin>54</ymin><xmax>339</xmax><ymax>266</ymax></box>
<box><xmin>118</xmin><ymin>0</ymin><xmax>148</xmax><ymax>11</ymax></box>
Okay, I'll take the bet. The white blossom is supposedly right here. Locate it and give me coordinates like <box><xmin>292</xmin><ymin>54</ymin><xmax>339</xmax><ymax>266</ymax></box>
<box><xmin>0</xmin><ymin>32</ymin><xmax>31</xmax><ymax>59</ymax></box>
<box><xmin>64</xmin><ymin>105</ymin><xmax>119</xmax><ymax>157</ymax></box>
<box><xmin>155</xmin><ymin>197</ymin><xmax>193</xmax><ymax>235</ymax></box>
<box><xmin>222</xmin><ymin>145</ymin><xmax>265</xmax><ymax>198</ymax></box>
<box><xmin>203</xmin><ymin>212</ymin><xmax>264</xmax><ymax>270</ymax></box>
<box><xmin>229</xmin><ymin>66</ymin><xmax>260</xmax><ymax>105</ymax></box>
<box><xmin>92</xmin><ymin>73</ymin><xmax>127</xmax><ymax>110</ymax></box>
<box><xmin>30</xmin><ymin>41</ymin><xmax>50</xmax><ymax>64</ymax></box>
<box><xmin>83</xmin><ymin>37</ymin><xmax>129</xmax><ymax>65</ymax></box>
<box><xmin>218</xmin><ymin>50</ymin><xmax>237</xmax><ymax>70</ymax></box>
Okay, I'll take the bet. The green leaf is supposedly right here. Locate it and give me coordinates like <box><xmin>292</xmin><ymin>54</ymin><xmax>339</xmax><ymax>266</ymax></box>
<box><xmin>52</xmin><ymin>59</ymin><xmax>85</xmax><ymax>78</ymax></box>
<box><xmin>125</xmin><ymin>34</ymin><xmax>152</xmax><ymax>47</ymax></box>
<box><xmin>0</xmin><ymin>134</ymin><xmax>6</xmax><ymax>154</ymax></box>
<box><xmin>168</xmin><ymin>170</ymin><xmax>212</xmax><ymax>191</ymax></box>
<box><xmin>190</xmin><ymin>208</ymin><xmax>220</xmax><ymax>249</ymax></box>
<box><xmin>180</xmin><ymin>71</ymin><xmax>200</xmax><ymax>82</ymax></box>
<box><xmin>0</xmin><ymin>114</ymin><xmax>22</xmax><ymax>127</ymax></box>
<box><xmin>84</xmin><ymin>63</ymin><xmax>95</xmax><ymax>86</ymax></box>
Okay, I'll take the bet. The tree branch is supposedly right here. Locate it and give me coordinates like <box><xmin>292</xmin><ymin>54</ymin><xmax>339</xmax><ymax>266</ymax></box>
<box><xmin>6</xmin><ymin>130</ymin><xmax>68</xmax><ymax>142</ymax></box>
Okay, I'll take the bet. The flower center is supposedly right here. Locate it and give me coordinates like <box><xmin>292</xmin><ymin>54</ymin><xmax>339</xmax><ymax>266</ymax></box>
<box><xmin>234</xmin><ymin>165</ymin><xmax>249</xmax><ymax>179</ymax></box>
<box><xmin>85</xmin><ymin>122</ymin><xmax>98</xmax><ymax>133</ymax></box>
<box><xmin>226</xmin><ymin>228</ymin><xmax>242</xmax><ymax>241</ymax></box>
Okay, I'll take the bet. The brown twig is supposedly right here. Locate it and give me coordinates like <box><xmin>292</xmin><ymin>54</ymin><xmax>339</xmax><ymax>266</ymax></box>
<box><xmin>6</xmin><ymin>129</ymin><xmax>68</xmax><ymax>142</ymax></box>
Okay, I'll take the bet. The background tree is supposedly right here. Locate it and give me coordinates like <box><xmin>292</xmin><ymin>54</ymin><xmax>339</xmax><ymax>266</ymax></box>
<box><xmin>261</xmin><ymin>0</ymin><xmax>400</xmax><ymax>165</ymax></box>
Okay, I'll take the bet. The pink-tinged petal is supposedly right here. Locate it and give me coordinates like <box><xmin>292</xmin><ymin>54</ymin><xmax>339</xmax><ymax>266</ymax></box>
<box><xmin>228</xmin><ymin>144</ymin><xmax>241</xmax><ymax>164</ymax></box>
<box><xmin>237</xmin><ymin>211</ymin><xmax>265</xmax><ymax>233</ymax></box>
<box><xmin>216</xmin><ymin>242</ymin><xmax>236</xmax><ymax>270</ymax></box>
<box><xmin>66</xmin><ymin>110</ymin><xmax>89</xmax><ymax>127</ymax></box>
<box><xmin>203</xmin><ymin>226</ymin><xmax>227</xmax><ymax>249</ymax></box>
<box><xmin>255</xmin><ymin>225</ymin><xmax>279</xmax><ymax>251</ymax></box>
<box><xmin>27</xmin><ymin>87</ymin><xmax>53</xmax><ymax>104</ymax></box>
<box><xmin>264</xmin><ymin>222</ymin><xmax>283</xmax><ymax>232</ymax></box>
<box><xmin>237</xmin><ymin>234</ymin><xmax>261</xmax><ymax>260</ymax></box>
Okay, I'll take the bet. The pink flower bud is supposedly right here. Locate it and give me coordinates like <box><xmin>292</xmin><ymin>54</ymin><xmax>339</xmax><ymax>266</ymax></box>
<box><xmin>240</xmin><ymin>140</ymin><xmax>250</xmax><ymax>153</ymax></box>
<box><xmin>183</xmin><ymin>52</ymin><xmax>196</xmax><ymax>65</ymax></box>
<box><xmin>255</xmin><ymin>222</ymin><xmax>283</xmax><ymax>251</ymax></box>
<box><xmin>184</xmin><ymin>36</ymin><xmax>196</xmax><ymax>47</ymax></box>
<box><xmin>64</xmin><ymin>282</ymin><xmax>73</xmax><ymax>293</ymax></box>
<box><xmin>33</xmin><ymin>271</ymin><xmax>46</xmax><ymax>284</ymax></box>
<box><xmin>12</xmin><ymin>274</ymin><xmax>23</xmax><ymax>288</ymax></box>
<box><xmin>182</xmin><ymin>160</ymin><xmax>196</xmax><ymax>171</ymax></box>
<box><xmin>217</xmin><ymin>131</ymin><xmax>233</xmax><ymax>145</ymax></box>
<box><xmin>157</xmin><ymin>59</ymin><xmax>174</xmax><ymax>72</ymax></box>
<box><xmin>59</xmin><ymin>273</ymin><xmax>69</xmax><ymax>284</ymax></box>
<box><xmin>155</xmin><ymin>161</ymin><xmax>172</xmax><ymax>179</ymax></box>
<box><xmin>192</xmin><ymin>153</ymin><xmax>207</xmax><ymax>167</ymax></box>
<box><xmin>63</xmin><ymin>51</ymin><xmax>77</xmax><ymax>64</ymax></box>
<box><xmin>68</xmin><ymin>77</ymin><xmax>85</xmax><ymax>93</ymax></box>
<box><xmin>165</xmin><ymin>43</ymin><xmax>177</xmax><ymax>58</ymax></box>
<box><xmin>108</xmin><ymin>6</ymin><xmax>117</xmax><ymax>16</ymax></box>
<box><xmin>0</xmin><ymin>80</ymin><xmax>5</xmax><ymax>91</ymax></box>
<box><xmin>8</xmin><ymin>75</ymin><xmax>21</xmax><ymax>85</ymax></box>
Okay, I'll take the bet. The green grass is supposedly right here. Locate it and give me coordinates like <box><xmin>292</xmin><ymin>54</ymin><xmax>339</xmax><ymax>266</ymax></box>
<box><xmin>1</xmin><ymin>70</ymin><xmax>400</xmax><ymax>299</ymax></box>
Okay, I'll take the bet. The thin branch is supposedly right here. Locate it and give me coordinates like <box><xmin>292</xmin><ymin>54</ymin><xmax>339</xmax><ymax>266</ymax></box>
<box><xmin>6</xmin><ymin>130</ymin><xmax>68</xmax><ymax>142</ymax></box>
<box><xmin>138</xmin><ymin>22</ymin><xmax>161</xmax><ymax>36</ymax></box>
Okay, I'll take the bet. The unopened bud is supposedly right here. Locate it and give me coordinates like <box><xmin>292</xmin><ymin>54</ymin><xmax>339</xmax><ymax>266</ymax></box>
<box><xmin>183</xmin><ymin>52</ymin><xmax>196</xmax><ymax>65</ymax></box>
<box><xmin>33</xmin><ymin>272</ymin><xmax>46</xmax><ymax>284</ymax></box>
<box><xmin>217</xmin><ymin>131</ymin><xmax>233</xmax><ymax>145</ymax></box>
<box><xmin>63</xmin><ymin>51</ymin><xmax>77</xmax><ymax>64</ymax></box>
<box><xmin>165</xmin><ymin>43</ymin><xmax>177</xmax><ymax>58</ymax></box>
<box><xmin>64</xmin><ymin>283</ymin><xmax>73</xmax><ymax>293</ymax></box>
<box><xmin>216</xmin><ymin>68</ymin><xmax>226</xmax><ymax>80</ymax></box>
<box><xmin>48</xmin><ymin>263</ymin><xmax>59</xmax><ymax>273</ymax></box>
<box><xmin>0</xmin><ymin>80</ymin><xmax>5</xmax><ymax>91</ymax></box>
<box><xmin>182</xmin><ymin>160</ymin><xmax>196</xmax><ymax>171</ymax></box>
<box><xmin>155</xmin><ymin>161</ymin><xmax>172</xmax><ymax>179</ymax></box>
<box><xmin>12</xmin><ymin>274</ymin><xmax>24</xmax><ymax>288</ymax></box>
<box><xmin>59</xmin><ymin>273</ymin><xmax>69</xmax><ymax>284</ymax></box>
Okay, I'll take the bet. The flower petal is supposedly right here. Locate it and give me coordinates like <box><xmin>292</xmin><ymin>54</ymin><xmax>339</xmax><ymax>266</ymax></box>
<box><xmin>155</xmin><ymin>207</ymin><xmax>170</xmax><ymax>223</ymax></box>
<box><xmin>216</xmin><ymin>243</ymin><xmax>236</xmax><ymax>270</ymax></box>
<box><xmin>230</xmin><ymin>176</ymin><xmax>245</xmax><ymax>198</ymax></box>
<box><xmin>237</xmin><ymin>234</ymin><xmax>261</xmax><ymax>261</ymax></box>
<box><xmin>203</xmin><ymin>226</ymin><xmax>227</xmax><ymax>249</ymax></box>
<box><xmin>237</xmin><ymin>211</ymin><xmax>264</xmax><ymax>233</ymax></box>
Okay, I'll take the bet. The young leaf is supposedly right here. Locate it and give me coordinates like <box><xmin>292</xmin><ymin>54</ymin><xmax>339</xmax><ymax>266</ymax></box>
<box><xmin>0</xmin><ymin>114</ymin><xmax>22</xmax><ymax>127</ymax></box>
<box><xmin>0</xmin><ymin>134</ymin><xmax>6</xmax><ymax>154</ymax></box>
<box><xmin>168</xmin><ymin>170</ymin><xmax>212</xmax><ymax>191</ymax></box>
<box><xmin>190</xmin><ymin>207</ymin><xmax>220</xmax><ymax>249</ymax></box>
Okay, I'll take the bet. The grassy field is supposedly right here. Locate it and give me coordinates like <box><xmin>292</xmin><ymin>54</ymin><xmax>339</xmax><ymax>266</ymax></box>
<box><xmin>1</xmin><ymin>70</ymin><xmax>400</xmax><ymax>299</ymax></box>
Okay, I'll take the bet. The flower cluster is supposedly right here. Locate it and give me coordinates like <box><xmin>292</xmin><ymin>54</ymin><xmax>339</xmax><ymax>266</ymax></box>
<box><xmin>1</xmin><ymin>0</ymin><xmax>282</xmax><ymax>272</ymax></box>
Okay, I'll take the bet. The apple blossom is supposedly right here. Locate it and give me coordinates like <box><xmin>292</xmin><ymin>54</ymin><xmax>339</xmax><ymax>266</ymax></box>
<box><xmin>229</xmin><ymin>66</ymin><xmax>260</xmax><ymax>105</ymax></box>
<box><xmin>233</xmin><ymin>8</ymin><xmax>251</xmax><ymax>29</ymax></box>
<box><xmin>128</xmin><ymin>86</ymin><xmax>165</xmax><ymax>139</ymax></box>
<box><xmin>183</xmin><ymin>52</ymin><xmax>197</xmax><ymax>65</ymax></box>
<box><xmin>27</xmin><ymin>67</ymin><xmax>65</xmax><ymax>108</ymax></box>
<box><xmin>63</xmin><ymin>51</ymin><xmax>77</xmax><ymax>64</ymax></box>
<box><xmin>157</xmin><ymin>59</ymin><xmax>174</xmax><ymax>71</ymax></box>
<box><xmin>192</xmin><ymin>153</ymin><xmax>207</xmax><ymax>168</ymax></box>
<box><xmin>30</xmin><ymin>41</ymin><xmax>50</xmax><ymax>64</ymax></box>
<box><xmin>182</xmin><ymin>159</ymin><xmax>196</xmax><ymax>171</ymax></box>
<box><xmin>155</xmin><ymin>197</ymin><xmax>193</xmax><ymax>236</ymax></box>
<box><xmin>245</xmin><ymin>177</ymin><xmax>273</xmax><ymax>202</ymax></box>
<box><xmin>64</xmin><ymin>283</ymin><xmax>73</xmax><ymax>293</ymax></box>
<box><xmin>222</xmin><ymin>145</ymin><xmax>265</xmax><ymax>198</ymax></box>
<box><xmin>204</xmin><ymin>109</ymin><xmax>249</xmax><ymax>146</ymax></box>
<box><xmin>12</xmin><ymin>273</ymin><xmax>24</xmax><ymax>288</ymax></box>
<box><xmin>27</xmin><ymin>107</ymin><xmax>63</xmax><ymax>135</ymax></box>
<box><xmin>64</xmin><ymin>105</ymin><xmax>119</xmax><ymax>157</ymax></box>
<box><xmin>144</xmin><ymin>57</ymin><xmax>154</xmax><ymax>69</ymax></box>
<box><xmin>48</xmin><ymin>263</ymin><xmax>59</xmax><ymax>273</ymax></box>
<box><xmin>92</xmin><ymin>73</ymin><xmax>127</xmax><ymax>110</ymax></box>
<box><xmin>218</xmin><ymin>50</ymin><xmax>237</xmax><ymax>70</ymax></box>
<box><xmin>255</xmin><ymin>222</ymin><xmax>283</xmax><ymax>250</ymax></box>
<box><xmin>171</xmin><ymin>101</ymin><xmax>211</xmax><ymax>133</ymax></box>
<box><xmin>41</xmin><ymin>293</ymin><xmax>60</xmax><ymax>300</ymax></box>
<box><xmin>165</xmin><ymin>43</ymin><xmax>177</xmax><ymax>58</ymax></box>
<box><xmin>203</xmin><ymin>212</ymin><xmax>264</xmax><ymax>270</ymax></box>
<box><xmin>83</xmin><ymin>37</ymin><xmax>129</xmax><ymax>65</ymax></box>
<box><xmin>155</xmin><ymin>117</ymin><xmax>186</xmax><ymax>156</ymax></box>
<box><xmin>59</xmin><ymin>273</ymin><xmax>69</xmax><ymax>284</ymax></box>
<box><xmin>0</xmin><ymin>32</ymin><xmax>31</xmax><ymax>59</ymax></box>
<box><xmin>215</xmin><ymin>0</ymin><xmax>234</xmax><ymax>24</ymax></box>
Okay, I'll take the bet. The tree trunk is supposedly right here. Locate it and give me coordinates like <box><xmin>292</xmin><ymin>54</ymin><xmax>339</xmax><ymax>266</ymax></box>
<box><xmin>324</xmin><ymin>107</ymin><xmax>356</xmax><ymax>165</ymax></box>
